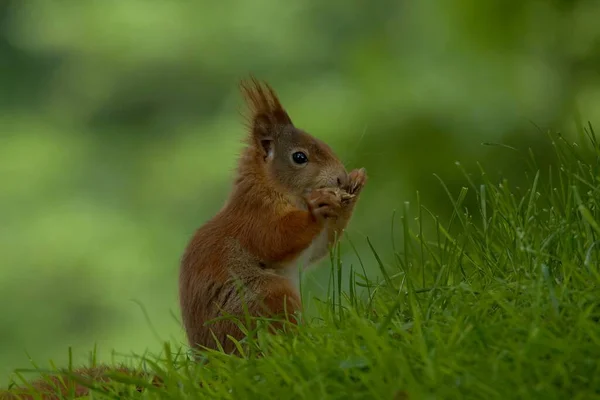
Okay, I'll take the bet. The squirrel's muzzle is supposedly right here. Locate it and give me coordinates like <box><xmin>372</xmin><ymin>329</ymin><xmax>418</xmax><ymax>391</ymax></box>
<box><xmin>317</xmin><ymin>167</ymin><xmax>349</xmax><ymax>191</ymax></box>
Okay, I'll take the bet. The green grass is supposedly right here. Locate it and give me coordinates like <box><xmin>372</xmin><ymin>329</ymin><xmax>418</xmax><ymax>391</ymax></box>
<box><xmin>4</xmin><ymin>125</ymin><xmax>600</xmax><ymax>399</ymax></box>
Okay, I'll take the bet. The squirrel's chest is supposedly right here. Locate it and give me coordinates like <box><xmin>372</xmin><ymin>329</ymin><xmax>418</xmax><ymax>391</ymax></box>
<box><xmin>279</xmin><ymin>227</ymin><xmax>330</xmax><ymax>293</ymax></box>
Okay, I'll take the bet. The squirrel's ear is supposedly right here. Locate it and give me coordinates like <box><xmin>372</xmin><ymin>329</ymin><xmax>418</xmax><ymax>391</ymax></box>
<box><xmin>240</xmin><ymin>77</ymin><xmax>293</xmax><ymax>159</ymax></box>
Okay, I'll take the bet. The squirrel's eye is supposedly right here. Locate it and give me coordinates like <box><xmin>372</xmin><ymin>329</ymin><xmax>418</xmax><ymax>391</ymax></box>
<box><xmin>292</xmin><ymin>151</ymin><xmax>308</xmax><ymax>164</ymax></box>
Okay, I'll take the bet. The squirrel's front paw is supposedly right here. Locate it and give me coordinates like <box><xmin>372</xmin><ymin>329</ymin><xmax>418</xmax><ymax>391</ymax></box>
<box><xmin>344</xmin><ymin>168</ymin><xmax>368</xmax><ymax>200</ymax></box>
<box><xmin>305</xmin><ymin>188</ymin><xmax>342</xmax><ymax>221</ymax></box>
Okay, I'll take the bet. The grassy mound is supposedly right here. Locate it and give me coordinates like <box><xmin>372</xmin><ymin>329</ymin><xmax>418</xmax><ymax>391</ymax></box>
<box><xmin>4</xmin><ymin>126</ymin><xmax>600</xmax><ymax>399</ymax></box>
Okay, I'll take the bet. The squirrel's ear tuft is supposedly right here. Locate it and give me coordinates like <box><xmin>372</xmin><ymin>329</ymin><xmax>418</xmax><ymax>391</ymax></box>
<box><xmin>240</xmin><ymin>77</ymin><xmax>293</xmax><ymax>156</ymax></box>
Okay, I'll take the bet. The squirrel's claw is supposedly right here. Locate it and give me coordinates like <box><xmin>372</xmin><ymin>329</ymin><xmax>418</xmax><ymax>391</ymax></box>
<box><xmin>347</xmin><ymin>167</ymin><xmax>368</xmax><ymax>196</ymax></box>
<box><xmin>305</xmin><ymin>188</ymin><xmax>343</xmax><ymax>220</ymax></box>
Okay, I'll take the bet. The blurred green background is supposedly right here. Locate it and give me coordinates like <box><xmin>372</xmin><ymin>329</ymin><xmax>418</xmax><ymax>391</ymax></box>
<box><xmin>1</xmin><ymin>0</ymin><xmax>600</xmax><ymax>382</ymax></box>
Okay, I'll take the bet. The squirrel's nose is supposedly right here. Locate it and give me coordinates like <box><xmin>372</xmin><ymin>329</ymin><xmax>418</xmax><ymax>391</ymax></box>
<box><xmin>336</xmin><ymin>171</ymin><xmax>349</xmax><ymax>189</ymax></box>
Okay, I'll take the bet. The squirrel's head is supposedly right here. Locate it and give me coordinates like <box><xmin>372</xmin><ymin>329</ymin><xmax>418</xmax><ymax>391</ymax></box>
<box><xmin>240</xmin><ymin>78</ymin><xmax>348</xmax><ymax>197</ymax></box>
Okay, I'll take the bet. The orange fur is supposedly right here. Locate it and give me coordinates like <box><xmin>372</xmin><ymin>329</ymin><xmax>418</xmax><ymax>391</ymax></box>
<box><xmin>179</xmin><ymin>77</ymin><xmax>367</xmax><ymax>353</ymax></box>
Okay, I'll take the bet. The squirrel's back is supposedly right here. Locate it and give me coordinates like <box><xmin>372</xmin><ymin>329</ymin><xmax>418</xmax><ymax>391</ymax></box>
<box><xmin>179</xmin><ymin>195</ymin><xmax>303</xmax><ymax>352</ymax></box>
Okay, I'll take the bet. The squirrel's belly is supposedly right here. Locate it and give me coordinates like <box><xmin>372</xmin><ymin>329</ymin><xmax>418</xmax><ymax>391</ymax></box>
<box><xmin>279</xmin><ymin>228</ymin><xmax>329</xmax><ymax>293</ymax></box>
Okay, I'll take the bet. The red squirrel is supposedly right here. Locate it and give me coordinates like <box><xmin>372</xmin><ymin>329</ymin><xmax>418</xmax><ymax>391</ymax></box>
<box><xmin>180</xmin><ymin>77</ymin><xmax>367</xmax><ymax>353</ymax></box>
<box><xmin>1</xmin><ymin>77</ymin><xmax>367</xmax><ymax>399</ymax></box>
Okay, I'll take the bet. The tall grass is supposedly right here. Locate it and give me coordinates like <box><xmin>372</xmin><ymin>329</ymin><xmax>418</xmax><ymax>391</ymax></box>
<box><xmin>4</xmin><ymin>126</ymin><xmax>600</xmax><ymax>399</ymax></box>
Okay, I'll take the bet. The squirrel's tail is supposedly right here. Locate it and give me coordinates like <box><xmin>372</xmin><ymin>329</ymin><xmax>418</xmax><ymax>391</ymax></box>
<box><xmin>0</xmin><ymin>366</ymin><xmax>163</xmax><ymax>400</ymax></box>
